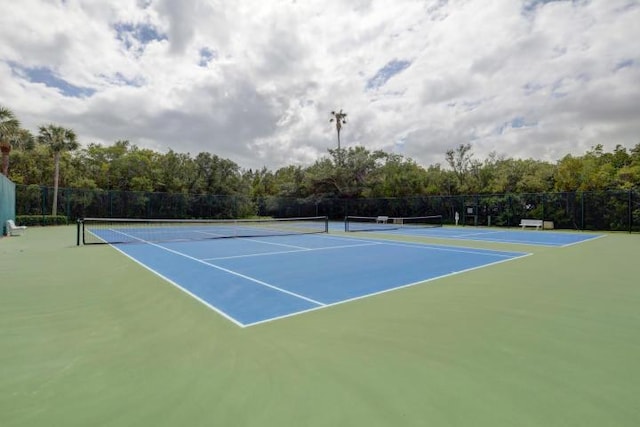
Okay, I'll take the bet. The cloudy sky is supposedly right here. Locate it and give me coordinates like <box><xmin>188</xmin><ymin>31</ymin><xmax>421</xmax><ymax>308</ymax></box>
<box><xmin>1</xmin><ymin>0</ymin><xmax>639</xmax><ymax>170</ymax></box>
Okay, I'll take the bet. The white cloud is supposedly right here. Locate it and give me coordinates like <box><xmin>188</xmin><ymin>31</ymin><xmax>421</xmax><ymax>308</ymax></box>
<box><xmin>0</xmin><ymin>0</ymin><xmax>638</xmax><ymax>171</ymax></box>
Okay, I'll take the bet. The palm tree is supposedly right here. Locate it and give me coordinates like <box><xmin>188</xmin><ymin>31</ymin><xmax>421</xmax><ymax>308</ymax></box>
<box><xmin>0</xmin><ymin>106</ymin><xmax>20</xmax><ymax>176</ymax></box>
<box><xmin>330</xmin><ymin>109</ymin><xmax>347</xmax><ymax>150</ymax></box>
<box><xmin>37</xmin><ymin>124</ymin><xmax>79</xmax><ymax>216</ymax></box>
<box><xmin>4</xmin><ymin>129</ymin><xmax>36</xmax><ymax>176</ymax></box>
<box><xmin>10</xmin><ymin>129</ymin><xmax>35</xmax><ymax>151</ymax></box>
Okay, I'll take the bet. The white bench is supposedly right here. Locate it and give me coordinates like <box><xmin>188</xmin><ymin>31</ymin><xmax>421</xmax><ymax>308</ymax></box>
<box><xmin>520</xmin><ymin>219</ymin><xmax>543</xmax><ymax>230</ymax></box>
<box><xmin>6</xmin><ymin>219</ymin><xmax>27</xmax><ymax>236</ymax></box>
<box><xmin>376</xmin><ymin>216</ymin><xmax>389</xmax><ymax>224</ymax></box>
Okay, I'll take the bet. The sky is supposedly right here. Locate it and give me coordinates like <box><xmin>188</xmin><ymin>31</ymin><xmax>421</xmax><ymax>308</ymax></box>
<box><xmin>1</xmin><ymin>0</ymin><xmax>639</xmax><ymax>171</ymax></box>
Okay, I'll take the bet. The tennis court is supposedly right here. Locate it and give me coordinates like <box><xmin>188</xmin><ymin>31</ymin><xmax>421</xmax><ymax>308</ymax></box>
<box><xmin>96</xmin><ymin>224</ymin><xmax>528</xmax><ymax>327</ymax></box>
<box><xmin>3</xmin><ymin>224</ymin><xmax>639</xmax><ymax>427</ymax></box>
<box><xmin>341</xmin><ymin>216</ymin><xmax>604</xmax><ymax>246</ymax></box>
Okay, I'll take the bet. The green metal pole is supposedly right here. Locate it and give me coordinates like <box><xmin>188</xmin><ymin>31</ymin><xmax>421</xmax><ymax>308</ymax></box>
<box><xmin>580</xmin><ymin>192</ymin><xmax>585</xmax><ymax>230</ymax></box>
<box><xmin>474</xmin><ymin>195</ymin><xmax>479</xmax><ymax>226</ymax></box>
<box><xmin>462</xmin><ymin>195</ymin><xmax>466</xmax><ymax>226</ymax></box>
<box><xmin>629</xmin><ymin>190</ymin><xmax>633</xmax><ymax>233</ymax></box>
<box><xmin>66</xmin><ymin>187</ymin><xmax>71</xmax><ymax>222</ymax></box>
<box><xmin>41</xmin><ymin>186</ymin><xmax>46</xmax><ymax>225</ymax></box>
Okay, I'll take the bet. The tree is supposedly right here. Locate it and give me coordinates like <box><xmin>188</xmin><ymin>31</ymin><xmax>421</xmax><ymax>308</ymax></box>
<box><xmin>304</xmin><ymin>146</ymin><xmax>385</xmax><ymax>198</ymax></box>
<box><xmin>2</xmin><ymin>129</ymin><xmax>36</xmax><ymax>183</ymax></box>
<box><xmin>340</xmin><ymin>146</ymin><xmax>386</xmax><ymax>197</ymax></box>
<box><xmin>630</xmin><ymin>143</ymin><xmax>640</xmax><ymax>165</ymax></box>
<box><xmin>157</xmin><ymin>149</ymin><xmax>194</xmax><ymax>193</ymax></box>
<box><xmin>445</xmin><ymin>143</ymin><xmax>473</xmax><ymax>177</ymax></box>
<box><xmin>37</xmin><ymin>124</ymin><xmax>79</xmax><ymax>216</ymax></box>
<box><xmin>274</xmin><ymin>165</ymin><xmax>306</xmax><ymax>197</ymax></box>
<box><xmin>0</xmin><ymin>106</ymin><xmax>21</xmax><ymax>176</ymax></box>
<box><xmin>329</xmin><ymin>109</ymin><xmax>347</xmax><ymax>150</ymax></box>
<box><xmin>487</xmin><ymin>158</ymin><xmax>555</xmax><ymax>193</ymax></box>
<box><xmin>248</xmin><ymin>167</ymin><xmax>276</xmax><ymax>197</ymax></box>
<box><xmin>304</xmin><ymin>157</ymin><xmax>342</xmax><ymax>197</ymax></box>
<box><xmin>445</xmin><ymin>143</ymin><xmax>477</xmax><ymax>193</ymax></box>
<box><xmin>373</xmin><ymin>154</ymin><xmax>428</xmax><ymax>197</ymax></box>
<box><xmin>10</xmin><ymin>129</ymin><xmax>35</xmax><ymax>151</ymax></box>
<box><xmin>192</xmin><ymin>152</ymin><xmax>242</xmax><ymax>195</ymax></box>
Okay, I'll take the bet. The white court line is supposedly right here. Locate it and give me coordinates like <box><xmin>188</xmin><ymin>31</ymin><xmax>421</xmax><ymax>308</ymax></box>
<box><xmin>193</xmin><ymin>229</ymin><xmax>226</xmax><ymax>237</ymax></box>
<box><xmin>288</xmin><ymin>232</ymin><xmax>537</xmax><ymax>257</ymax></box>
<box><xmin>239</xmin><ymin>237</ymin><xmax>311</xmax><ymax>250</ymax></box>
<box><xmin>245</xmin><ymin>252</ymin><xmax>533</xmax><ymax>328</ymax></box>
<box><xmin>436</xmin><ymin>234</ymin><xmax>601</xmax><ymax>247</ymax></box>
<box><xmin>362</xmin><ymin>240</ymin><xmax>525</xmax><ymax>258</ymax></box>
<box><xmin>339</xmin><ymin>228</ymin><xmax>552</xmax><ymax>246</ymax></box>
<box><xmin>449</xmin><ymin>231</ymin><xmax>506</xmax><ymax>238</ymax></box>
<box><xmin>103</xmin><ymin>228</ymin><xmax>531</xmax><ymax>327</ymax></box>
<box><xmin>203</xmin><ymin>248</ymin><xmax>310</xmax><ymax>261</ymax></box>
<box><xmin>393</xmin><ymin>227</ymin><xmax>605</xmax><ymax>247</ymax></box>
<box><xmin>106</xmin><ymin>244</ymin><xmax>245</xmax><ymax>327</ymax></box>
<box><xmin>414</xmin><ymin>234</ymin><xmax>562</xmax><ymax>247</ymax></box>
<box><xmin>108</xmin><ymin>229</ymin><xmax>326</xmax><ymax>307</ymax></box>
<box><xmin>560</xmin><ymin>233</ymin><xmax>606</xmax><ymax>247</ymax></box>
<box><xmin>202</xmin><ymin>242</ymin><xmax>382</xmax><ymax>261</ymax></box>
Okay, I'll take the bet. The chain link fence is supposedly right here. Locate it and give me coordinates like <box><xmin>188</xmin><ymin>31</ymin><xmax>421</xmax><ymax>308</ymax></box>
<box><xmin>16</xmin><ymin>185</ymin><xmax>639</xmax><ymax>232</ymax></box>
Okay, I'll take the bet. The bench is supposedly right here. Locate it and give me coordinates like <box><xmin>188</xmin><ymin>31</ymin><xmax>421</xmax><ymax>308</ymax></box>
<box><xmin>519</xmin><ymin>219</ymin><xmax>543</xmax><ymax>230</ymax></box>
<box><xmin>6</xmin><ymin>219</ymin><xmax>27</xmax><ymax>236</ymax></box>
<box><xmin>376</xmin><ymin>216</ymin><xmax>389</xmax><ymax>224</ymax></box>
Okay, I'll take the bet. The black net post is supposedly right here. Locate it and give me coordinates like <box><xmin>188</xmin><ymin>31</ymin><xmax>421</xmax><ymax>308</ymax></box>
<box><xmin>76</xmin><ymin>218</ymin><xmax>82</xmax><ymax>246</ymax></box>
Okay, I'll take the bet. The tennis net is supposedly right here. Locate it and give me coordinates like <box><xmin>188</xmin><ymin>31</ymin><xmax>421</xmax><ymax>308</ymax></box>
<box><xmin>78</xmin><ymin>216</ymin><xmax>329</xmax><ymax>245</ymax></box>
<box><xmin>345</xmin><ymin>215</ymin><xmax>443</xmax><ymax>232</ymax></box>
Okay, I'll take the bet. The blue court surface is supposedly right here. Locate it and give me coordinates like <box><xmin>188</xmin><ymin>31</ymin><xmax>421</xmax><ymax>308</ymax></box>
<box><xmin>335</xmin><ymin>223</ymin><xmax>604</xmax><ymax>247</ymax></box>
<box><xmin>112</xmin><ymin>234</ymin><xmax>529</xmax><ymax>327</ymax></box>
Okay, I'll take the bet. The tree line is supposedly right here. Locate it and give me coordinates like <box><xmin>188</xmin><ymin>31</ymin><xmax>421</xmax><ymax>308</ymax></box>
<box><xmin>2</xmin><ymin>105</ymin><xmax>639</xmax><ymax>209</ymax></box>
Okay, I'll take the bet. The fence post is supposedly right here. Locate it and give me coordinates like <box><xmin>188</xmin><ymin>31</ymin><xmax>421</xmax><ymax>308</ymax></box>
<box><xmin>580</xmin><ymin>192</ymin><xmax>585</xmax><ymax>230</ymax></box>
<box><xmin>461</xmin><ymin>195</ymin><xmax>466</xmax><ymax>226</ymax></box>
<box><xmin>474</xmin><ymin>195</ymin><xmax>479</xmax><ymax>226</ymax></box>
<box><xmin>41</xmin><ymin>186</ymin><xmax>46</xmax><ymax>225</ymax></box>
<box><xmin>629</xmin><ymin>189</ymin><xmax>633</xmax><ymax>233</ymax></box>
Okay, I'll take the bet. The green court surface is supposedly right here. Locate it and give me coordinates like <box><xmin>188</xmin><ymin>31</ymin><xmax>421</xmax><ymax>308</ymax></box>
<box><xmin>1</xmin><ymin>226</ymin><xmax>639</xmax><ymax>426</ymax></box>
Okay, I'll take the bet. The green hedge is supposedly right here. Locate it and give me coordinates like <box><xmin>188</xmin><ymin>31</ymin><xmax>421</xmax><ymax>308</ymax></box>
<box><xmin>15</xmin><ymin>215</ymin><xmax>69</xmax><ymax>226</ymax></box>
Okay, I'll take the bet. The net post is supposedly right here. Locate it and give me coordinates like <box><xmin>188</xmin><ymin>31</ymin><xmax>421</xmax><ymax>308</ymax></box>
<box><xmin>76</xmin><ymin>218</ymin><xmax>82</xmax><ymax>246</ymax></box>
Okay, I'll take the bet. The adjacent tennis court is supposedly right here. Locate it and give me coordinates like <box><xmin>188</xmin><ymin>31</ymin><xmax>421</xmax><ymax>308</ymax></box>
<box><xmin>342</xmin><ymin>215</ymin><xmax>604</xmax><ymax>246</ymax></box>
<box><xmin>86</xmin><ymin>218</ymin><xmax>529</xmax><ymax>326</ymax></box>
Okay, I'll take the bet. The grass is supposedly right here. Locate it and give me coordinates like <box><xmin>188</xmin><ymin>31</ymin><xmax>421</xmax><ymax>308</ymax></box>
<box><xmin>1</xmin><ymin>225</ymin><xmax>639</xmax><ymax>426</ymax></box>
